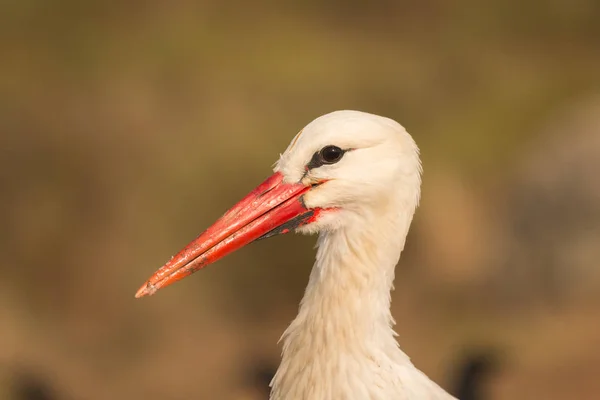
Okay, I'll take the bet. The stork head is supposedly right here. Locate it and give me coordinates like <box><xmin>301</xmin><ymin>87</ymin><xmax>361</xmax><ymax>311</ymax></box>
<box><xmin>275</xmin><ymin>110</ymin><xmax>422</xmax><ymax>233</ymax></box>
<box><xmin>135</xmin><ymin>110</ymin><xmax>421</xmax><ymax>297</ymax></box>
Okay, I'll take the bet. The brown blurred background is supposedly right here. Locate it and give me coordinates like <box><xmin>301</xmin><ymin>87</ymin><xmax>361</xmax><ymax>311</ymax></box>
<box><xmin>2</xmin><ymin>1</ymin><xmax>600</xmax><ymax>399</ymax></box>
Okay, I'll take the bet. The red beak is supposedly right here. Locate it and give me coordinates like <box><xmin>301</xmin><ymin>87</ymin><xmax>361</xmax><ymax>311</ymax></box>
<box><xmin>135</xmin><ymin>172</ymin><xmax>317</xmax><ymax>298</ymax></box>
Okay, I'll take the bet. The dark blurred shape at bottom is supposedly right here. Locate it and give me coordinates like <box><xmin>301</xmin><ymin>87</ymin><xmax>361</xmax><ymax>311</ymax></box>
<box><xmin>11</xmin><ymin>369</ymin><xmax>60</xmax><ymax>400</ymax></box>
<box><xmin>241</xmin><ymin>358</ymin><xmax>277</xmax><ymax>399</ymax></box>
<box><xmin>450</xmin><ymin>349</ymin><xmax>503</xmax><ymax>400</ymax></box>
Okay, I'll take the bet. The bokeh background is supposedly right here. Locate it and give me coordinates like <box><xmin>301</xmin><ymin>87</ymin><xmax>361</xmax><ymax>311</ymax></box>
<box><xmin>2</xmin><ymin>1</ymin><xmax>600</xmax><ymax>399</ymax></box>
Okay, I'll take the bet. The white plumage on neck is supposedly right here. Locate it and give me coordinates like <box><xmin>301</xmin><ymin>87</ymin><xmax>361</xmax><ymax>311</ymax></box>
<box><xmin>270</xmin><ymin>201</ymin><xmax>453</xmax><ymax>399</ymax></box>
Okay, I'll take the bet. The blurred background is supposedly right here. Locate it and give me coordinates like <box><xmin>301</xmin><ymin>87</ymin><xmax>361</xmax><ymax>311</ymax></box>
<box><xmin>2</xmin><ymin>1</ymin><xmax>600</xmax><ymax>399</ymax></box>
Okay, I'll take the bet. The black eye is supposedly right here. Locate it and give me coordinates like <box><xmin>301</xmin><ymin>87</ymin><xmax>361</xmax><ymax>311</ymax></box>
<box><xmin>319</xmin><ymin>145</ymin><xmax>344</xmax><ymax>164</ymax></box>
<box><xmin>306</xmin><ymin>145</ymin><xmax>347</xmax><ymax>170</ymax></box>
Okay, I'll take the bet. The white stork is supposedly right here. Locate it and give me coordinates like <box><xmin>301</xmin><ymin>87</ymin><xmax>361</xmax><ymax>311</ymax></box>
<box><xmin>136</xmin><ymin>110</ymin><xmax>456</xmax><ymax>400</ymax></box>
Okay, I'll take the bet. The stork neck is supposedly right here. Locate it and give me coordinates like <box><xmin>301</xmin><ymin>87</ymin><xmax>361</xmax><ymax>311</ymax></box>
<box><xmin>270</xmin><ymin>209</ymin><xmax>416</xmax><ymax>399</ymax></box>
<box><xmin>302</xmin><ymin>210</ymin><xmax>411</xmax><ymax>345</ymax></box>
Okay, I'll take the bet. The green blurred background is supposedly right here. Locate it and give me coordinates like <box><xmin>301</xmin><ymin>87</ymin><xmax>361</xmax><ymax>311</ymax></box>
<box><xmin>2</xmin><ymin>1</ymin><xmax>600</xmax><ymax>399</ymax></box>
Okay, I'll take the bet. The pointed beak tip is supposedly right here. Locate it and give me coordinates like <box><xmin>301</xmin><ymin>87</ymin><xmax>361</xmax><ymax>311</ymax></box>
<box><xmin>135</xmin><ymin>282</ymin><xmax>157</xmax><ymax>299</ymax></box>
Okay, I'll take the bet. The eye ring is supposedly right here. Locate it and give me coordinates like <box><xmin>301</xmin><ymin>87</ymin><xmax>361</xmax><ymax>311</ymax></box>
<box><xmin>319</xmin><ymin>145</ymin><xmax>344</xmax><ymax>164</ymax></box>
